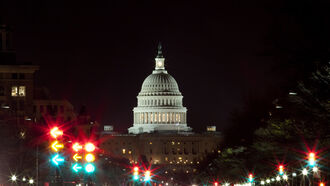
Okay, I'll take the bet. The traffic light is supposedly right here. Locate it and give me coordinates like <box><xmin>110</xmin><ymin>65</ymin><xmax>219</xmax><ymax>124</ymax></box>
<box><xmin>248</xmin><ymin>173</ymin><xmax>254</xmax><ymax>183</ymax></box>
<box><xmin>85</xmin><ymin>163</ymin><xmax>95</xmax><ymax>173</ymax></box>
<box><xmin>213</xmin><ymin>181</ymin><xmax>219</xmax><ymax>186</ymax></box>
<box><xmin>50</xmin><ymin>127</ymin><xmax>63</xmax><ymax>139</ymax></box>
<box><xmin>308</xmin><ymin>152</ymin><xmax>316</xmax><ymax>167</ymax></box>
<box><xmin>72</xmin><ymin>142</ymin><xmax>83</xmax><ymax>152</ymax></box>
<box><xmin>51</xmin><ymin>141</ymin><xmax>64</xmax><ymax>152</ymax></box>
<box><xmin>49</xmin><ymin>127</ymin><xmax>65</xmax><ymax>166</ymax></box>
<box><xmin>52</xmin><ymin>154</ymin><xmax>65</xmax><ymax>166</ymax></box>
<box><xmin>72</xmin><ymin>163</ymin><xmax>83</xmax><ymax>172</ymax></box>
<box><xmin>133</xmin><ymin>166</ymin><xmax>139</xmax><ymax>181</ymax></box>
<box><xmin>278</xmin><ymin>164</ymin><xmax>284</xmax><ymax>175</ymax></box>
<box><xmin>85</xmin><ymin>142</ymin><xmax>96</xmax><ymax>152</ymax></box>
<box><xmin>144</xmin><ymin>170</ymin><xmax>151</xmax><ymax>182</ymax></box>
<box><xmin>85</xmin><ymin>153</ymin><xmax>95</xmax><ymax>162</ymax></box>
<box><xmin>71</xmin><ymin>141</ymin><xmax>97</xmax><ymax>173</ymax></box>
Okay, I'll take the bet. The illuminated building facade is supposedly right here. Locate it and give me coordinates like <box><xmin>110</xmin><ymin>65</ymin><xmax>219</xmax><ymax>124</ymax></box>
<box><xmin>128</xmin><ymin>44</ymin><xmax>192</xmax><ymax>134</ymax></box>
<box><xmin>101</xmin><ymin>45</ymin><xmax>222</xmax><ymax>174</ymax></box>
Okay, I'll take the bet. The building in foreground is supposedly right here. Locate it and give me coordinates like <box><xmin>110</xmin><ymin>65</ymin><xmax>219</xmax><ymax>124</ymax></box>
<box><xmin>100</xmin><ymin>44</ymin><xmax>222</xmax><ymax>178</ymax></box>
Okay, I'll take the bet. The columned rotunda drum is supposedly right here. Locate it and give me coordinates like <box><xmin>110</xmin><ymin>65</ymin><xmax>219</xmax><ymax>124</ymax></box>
<box><xmin>128</xmin><ymin>44</ymin><xmax>192</xmax><ymax>134</ymax></box>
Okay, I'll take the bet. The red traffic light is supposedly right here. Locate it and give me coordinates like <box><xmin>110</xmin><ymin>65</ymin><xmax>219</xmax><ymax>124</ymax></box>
<box><xmin>308</xmin><ymin>152</ymin><xmax>316</xmax><ymax>166</ymax></box>
<box><xmin>214</xmin><ymin>181</ymin><xmax>219</xmax><ymax>186</ymax></box>
<box><xmin>248</xmin><ymin>173</ymin><xmax>253</xmax><ymax>182</ymax></box>
<box><xmin>133</xmin><ymin>166</ymin><xmax>139</xmax><ymax>172</ymax></box>
<box><xmin>85</xmin><ymin>142</ymin><xmax>96</xmax><ymax>152</ymax></box>
<box><xmin>72</xmin><ymin>142</ymin><xmax>83</xmax><ymax>152</ymax></box>
<box><xmin>278</xmin><ymin>164</ymin><xmax>284</xmax><ymax>175</ymax></box>
<box><xmin>50</xmin><ymin>127</ymin><xmax>63</xmax><ymax>138</ymax></box>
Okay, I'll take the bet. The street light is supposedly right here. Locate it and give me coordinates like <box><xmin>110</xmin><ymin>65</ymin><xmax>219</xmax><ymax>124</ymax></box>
<box><xmin>282</xmin><ymin>174</ymin><xmax>288</xmax><ymax>181</ymax></box>
<box><xmin>302</xmin><ymin>168</ymin><xmax>308</xmax><ymax>176</ymax></box>
<box><xmin>260</xmin><ymin>181</ymin><xmax>265</xmax><ymax>185</ymax></box>
<box><xmin>312</xmin><ymin>166</ymin><xmax>318</xmax><ymax>172</ymax></box>
<box><xmin>266</xmin><ymin>179</ymin><xmax>270</xmax><ymax>184</ymax></box>
<box><xmin>10</xmin><ymin>175</ymin><xmax>17</xmax><ymax>182</ymax></box>
<box><xmin>22</xmin><ymin>177</ymin><xmax>26</xmax><ymax>182</ymax></box>
<box><xmin>276</xmin><ymin>176</ymin><xmax>281</xmax><ymax>181</ymax></box>
<box><xmin>292</xmin><ymin>172</ymin><xmax>297</xmax><ymax>177</ymax></box>
<box><xmin>29</xmin><ymin>178</ymin><xmax>34</xmax><ymax>184</ymax></box>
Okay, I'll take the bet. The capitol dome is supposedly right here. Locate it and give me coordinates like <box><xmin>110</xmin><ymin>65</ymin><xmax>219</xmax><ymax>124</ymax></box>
<box><xmin>139</xmin><ymin>72</ymin><xmax>181</xmax><ymax>96</ymax></box>
<box><xmin>128</xmin><ymin>44</ymin><xmax>192</xmax><ymax>134</ymax></box>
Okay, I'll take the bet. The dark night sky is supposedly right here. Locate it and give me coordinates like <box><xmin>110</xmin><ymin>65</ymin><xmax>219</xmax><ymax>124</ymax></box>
<box><xmin>1</xmin><ymin>0</ymin><xmax>329</xmax><ymax>132</ymax></box>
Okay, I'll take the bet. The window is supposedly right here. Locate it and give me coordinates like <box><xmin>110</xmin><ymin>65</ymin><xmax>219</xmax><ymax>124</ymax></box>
<box><xmin>19</xmin><ymin>73</ymin><xmax>25</xmax><ymax>79</ymax></box>
<box><xmin>11</xmin><ymin>86</ymin><xmax>18</xmax><ymax>96</ymax></box>
<box><xmin>12</xmin><ymin>73</ymin><xmax>18</xmax><ymax>79</ymax></box>
<box><xmin>0</xmin><ymin>86</ymin><xmax>4</xmax><ymax>96</ymax></box>
<box><xmin>11</xmin><ymin>86</ymin><xmax>25</xmax><ymax>97</ymax></box>
<box><xmin>18</xmin><ymin>86</ymin><xmax>25</xmax><ymax>96</ymax></box>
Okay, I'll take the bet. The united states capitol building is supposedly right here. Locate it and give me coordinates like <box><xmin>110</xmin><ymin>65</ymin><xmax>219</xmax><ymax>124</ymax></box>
<box><xmin>100</xmin><ymin>44</ymin><xmax>222</xmax><ymax>173</ymax></box>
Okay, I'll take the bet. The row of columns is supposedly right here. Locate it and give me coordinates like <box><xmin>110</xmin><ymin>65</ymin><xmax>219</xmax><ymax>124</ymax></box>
<box><xmin>138</xmin><ymin>98</ymin><xmax>181</xmax><ymax>107</ymax></box>
<box><xmin>134</xmin><ymin>112</ymin><xmax>186</xmax><ymax>124</ymax></box>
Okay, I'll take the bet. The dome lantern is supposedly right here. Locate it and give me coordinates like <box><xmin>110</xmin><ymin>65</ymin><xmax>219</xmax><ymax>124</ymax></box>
<box><xmin>155</xmin><ymin>42</ymin><xmax>165</xmax><ymax>71</ymax></box>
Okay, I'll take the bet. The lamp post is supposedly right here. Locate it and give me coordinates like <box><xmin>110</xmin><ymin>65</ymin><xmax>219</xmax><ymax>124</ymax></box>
<box><xmin>302</xmin><ymin>168</ymin><xmax>308</xmax><ymax>186</ymax></box>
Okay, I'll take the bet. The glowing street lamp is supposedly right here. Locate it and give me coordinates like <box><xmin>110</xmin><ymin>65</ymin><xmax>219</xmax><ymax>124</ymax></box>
<box><xmin>266</xmin><ymin>179</ymin><xmax>270</xmax><ymax>184</ymax></box>
<box><xmin>22</xmin><ymin>177</ymin><xmax>26</xmax><ymax>182</ymax></box>
<box><xmin>319</xmin><ymin>182</ymin><xmax>325</xmax><ymax>186</ymax></box>
<box><xmin>276</xmin><ymin>176</ymin><xmax>281</xmax><ymax>181</ymax></box>
<box><xmin>302</xmin><ymin>168</ymin><xmax>308</xmax><ymax>176</ymax></box>
<box><xmin>10</xmin><ymin>175</ymin><xmax>17</xmax><ymax>182</ymax></box>
<box><xmin>312</xmin><ymin>166</ymin><xmax>318</xmax><ymax>173</ymax></box>
<box><xmin>260</xmin><ymin>181</ymin><xmax>265</xmax><ymax>185</ymax></box>
<box><xmin>29</xmin><ymin>178</ymin><xmax>34</xmax><ymax>184</ymax></box>
<box><xmin>282</xmin><ymin>174</ymin><xmax>288</xmax><ymax>181</ymax></box>
<box><xmin>292</xmin><ymin>172</ymin><xmax>297</xmax><ymax>177</ymax></box>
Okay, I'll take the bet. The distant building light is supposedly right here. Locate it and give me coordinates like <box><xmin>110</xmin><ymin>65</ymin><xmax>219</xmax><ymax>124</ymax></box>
<box><xmin>1</xmin><ymin>105</ymin><xmax>10</xmax><ymax>109</ymax></box>
<box><xmin>104</xmin><ymin>125</ymin><xmax>113</xmax><ymax>131</ymax></box>
<box><xmin>289</xmin><ymin>92</ymin><xmax>297</xmax><ymax>95</ymax></box>
<box><xmin>276</xmin><ymin>105</ymin><xmax>283</xmax><ymax>109</ymax></box>
<box><xmin>207</xmin><ymin>126</ymin><xmax>216</xmax><ymax>132</ymax></box>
